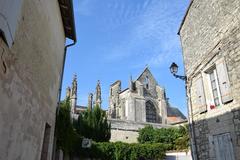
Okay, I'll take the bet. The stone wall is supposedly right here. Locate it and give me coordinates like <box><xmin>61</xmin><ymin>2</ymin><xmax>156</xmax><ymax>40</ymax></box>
<box><xmin>109</xmin><ymin>119</ymin><xmax>170</xmax><ymax>143</ymax></box>
<box><xmin>0</xmin><ymin>0</ymin><xmax>65</xmax><ymax>159</ymax></box>
<box><xmin>179</xmin><ymin>0</ymin><xmax>240</xmax><ymax>159</ymax></box>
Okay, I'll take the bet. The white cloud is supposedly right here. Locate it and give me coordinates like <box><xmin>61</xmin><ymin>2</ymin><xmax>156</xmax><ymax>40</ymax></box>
<box><xmin>102</xmin><ymin>0</ymin><xmax>183</xmax><ymax>67</ymax></box>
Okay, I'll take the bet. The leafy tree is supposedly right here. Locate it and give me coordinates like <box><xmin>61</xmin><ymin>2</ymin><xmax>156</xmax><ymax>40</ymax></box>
<box><xmin>75</xmin><ymin>105</ymin><xmax>111</xmax><ymax>142</ymax></box>
<box><xmin>56</xmin><ymin>98</ymin><xmax>77</xmax><ymax>154</ymax></box>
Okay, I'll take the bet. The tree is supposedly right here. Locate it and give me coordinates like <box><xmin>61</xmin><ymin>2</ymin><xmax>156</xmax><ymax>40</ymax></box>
<box><xmin>75</xmin><ymin>105</ymin><xmax>111</xmax><ymax>142</ymax></box>
<box><xmin>55</xmin><ymin>98</ymin><xmax>77</xmax><ymax>154</ymax></box>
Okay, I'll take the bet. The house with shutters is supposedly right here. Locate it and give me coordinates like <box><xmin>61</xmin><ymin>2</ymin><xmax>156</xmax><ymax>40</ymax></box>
<box><xmin>178</xmin><ymin>0</ymin><xmax>240</xmax><ymax>160</ymax></box>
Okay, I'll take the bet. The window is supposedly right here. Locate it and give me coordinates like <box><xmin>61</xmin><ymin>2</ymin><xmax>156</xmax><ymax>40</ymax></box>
<box><xmin>206</xmin><ymin>58</ymin><xmax>233</xmax><ymax>108</ymax></box>
<box><xmin>41</xmin><ymin>123</ymin><xmax>51</xmax><ymax>160</ymax></box>
<box><xmin>145</xmin><ymin>76</ymin><xmax>149</xmax><ymax>89</ymax></box>
<box><xmin>146</xmin><ymin>101</ymin><xmax>156</xmax><ymax>123</ymax></box>
<box><xmin>209</xmin><ymin>69</ymin><xmax>221</xmax><ymax>107</ymax></box>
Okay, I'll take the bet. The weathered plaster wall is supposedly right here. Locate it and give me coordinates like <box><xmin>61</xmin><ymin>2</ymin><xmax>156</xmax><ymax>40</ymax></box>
<box><xmin>0</xmin><ymin>0</ymin><xmax>65</xmax><ymax>159</ymax></box>
<box><xmin>180</xmin><ymin>0</ymin><xmax>240</xmax><ymax>159</ymax></box>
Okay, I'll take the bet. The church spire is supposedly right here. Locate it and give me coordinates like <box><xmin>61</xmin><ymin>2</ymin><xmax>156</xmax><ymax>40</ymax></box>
<box><xmin>70</xmin><ymin>74</ymin><xmax>77</xmax><ymax>118</ymax></box>
<box><xmin>88</xmin><ymin>93</ymin><xmax>93</xmax><ymax>111</ymax></box>
<box><xmin>71</xmin><ymin>74</ymin><xmax>77</xmax><ymax>98</ymax></box>
<box><xmin>94</xmin><ymin>80</ymin><xmax>102</xmax><ymax>107</ymax></box>
<box><xmin>66</xmin><ymin>86</ymin><xmax>71</xmax><ymax>99</ymax></box>
<box><xmin>129</xmin><ymin>75</ymin><xmax>133</xmax><ymax>92</ymax></box>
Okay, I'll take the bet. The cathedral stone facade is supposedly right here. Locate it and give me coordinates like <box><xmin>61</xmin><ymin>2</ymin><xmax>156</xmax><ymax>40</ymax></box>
<box><xmin>108</xmin><ymin>67</ymin><xmax>186</xmax><ymax>143</ymax></box>
<box><xmin>108</xmin><ymin>67</ymin><xmax>168</xmax><ymax>124</ymax></box>
<box><xmin>66</xmin><ymin>68</ymin><xmax>186</xmax><ymax>143</ymax></box>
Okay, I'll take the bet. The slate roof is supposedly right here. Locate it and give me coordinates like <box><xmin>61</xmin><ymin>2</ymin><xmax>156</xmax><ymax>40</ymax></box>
<box><xmin>167</xmin><ymin>106</ymin><xmax>186</xmax><ymax>120</ymax></box>
<box><xmin>76</xmin><ymin>105</ymin><xmax>87</xmax><ymax>109</ymax></box>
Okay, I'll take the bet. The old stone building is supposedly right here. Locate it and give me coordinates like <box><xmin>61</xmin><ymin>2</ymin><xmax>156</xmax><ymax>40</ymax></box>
<box><xmin>0</xmin><ymin>0</ymin><xmax>76</xmax><ymax>159</ymax></box>
<box><xmin>108</xmin><ymin>67</ymin><xmax>186</xmax><ymax>142</ymax></box>
<box><xmin>108</xmin><ymin>67</ymin><xmax>168</xmax><ymax>124</ymax></box>
<box><xmin>179</xmin><ymin>0</ymin><xmax>240</xmax><ymax>159</ymax></box>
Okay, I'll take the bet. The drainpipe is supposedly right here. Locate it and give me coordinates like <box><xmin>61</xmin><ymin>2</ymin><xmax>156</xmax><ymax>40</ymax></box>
<box><xmin>52</xmin><ymin>40</ymin><xmax>76</xmax><ymax>160</ymax></box>
<box><xmin>187</xmin><ymin>79</ymin><xmax>198</xmax><ymax>160</ymax></box>
<box><xmin>57</xmin><ymin>41</ymin><xmax>76</xmax><ymax>114</ymax></box>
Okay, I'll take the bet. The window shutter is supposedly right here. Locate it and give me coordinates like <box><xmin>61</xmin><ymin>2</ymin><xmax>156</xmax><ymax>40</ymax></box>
<box><xmin>0</xmin><ymin>0</ymin><xmax>23</xmax><ymax>46</ymax></box>
<box><xmin>216</xmin><ymin>58</ymin><xmax>233</xmax><ymax>104</ymax></box>
<box><xmin>195</xmin><ymin>76</ymin><xmax>207</xmax><ymax>114</ymax></box>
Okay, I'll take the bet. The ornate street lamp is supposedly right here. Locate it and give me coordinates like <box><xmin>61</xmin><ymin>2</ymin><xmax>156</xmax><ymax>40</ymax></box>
<box><xmin>169</xmin><ymin>62</ymin><xmax>186</xmax><ymax>81</ymax></box>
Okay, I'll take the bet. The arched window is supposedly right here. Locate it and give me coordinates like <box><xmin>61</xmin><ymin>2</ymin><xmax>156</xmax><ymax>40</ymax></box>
<box><xmin>146</xmin><ymin>101</ymin><xmax>156</xmax><ymax>123</ymax></box>
<box><xmin>145</xmin><ymin>76</ymin><xmax>149</xmax><ymax>89</ymax></box>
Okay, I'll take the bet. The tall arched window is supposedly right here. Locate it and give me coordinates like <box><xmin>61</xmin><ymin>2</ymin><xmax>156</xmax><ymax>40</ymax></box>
<box><xmin>145</xmin><ymin>76</ymin><xmax>149</xmax><ymax>89</ymax></box>
<box><xmin>146</xmin><ymin>101</ymin><xmax>156</xmax><ymax>123</ymax></box>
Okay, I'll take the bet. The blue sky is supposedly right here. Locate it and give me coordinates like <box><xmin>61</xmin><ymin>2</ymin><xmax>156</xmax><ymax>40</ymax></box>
<box><xmin>62</xmin><ymin>0</ymin><xmax>190</xmax><ymax>115</ymax></box>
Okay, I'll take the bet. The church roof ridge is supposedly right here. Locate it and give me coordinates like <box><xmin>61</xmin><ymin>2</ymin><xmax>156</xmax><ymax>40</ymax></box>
<box><xmin>134</xmin><ymin>66</ymin><xmax>159</xmax><ymax>86</ymax></box>
<box><xmin>135</xmin><ymin>66</ymin><xmax>150</xmax><ymax>81</ymax></box>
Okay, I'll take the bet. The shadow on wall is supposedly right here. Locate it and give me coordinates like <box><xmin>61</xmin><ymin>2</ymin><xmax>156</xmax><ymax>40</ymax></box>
<box><xmin>188</xmin><ymin>108</ymin><xmax>240</xmax><ymax>160</ymax></box>
<box><xmin>165</xmin><ymin>156</ymin><xmax>191</xmax><ymax>160</ymax></box>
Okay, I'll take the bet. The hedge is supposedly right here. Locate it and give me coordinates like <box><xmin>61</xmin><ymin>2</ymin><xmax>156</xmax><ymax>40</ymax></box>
<box><xmin>138</xmin><ymin>125</ymin><xmax>189</xmax><ymax>151</ymax></box>
<box><xmin>75</xmin><ymin>142</ymin><xmax>171</xmax><ymax>160</ymax></box>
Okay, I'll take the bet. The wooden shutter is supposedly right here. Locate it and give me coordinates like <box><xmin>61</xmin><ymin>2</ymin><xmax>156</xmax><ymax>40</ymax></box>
<box><xmin>216</xmin><ymin>58</ymin><xmax>233</xmax><ymax>104</ymax></box>
<box><xmin>0</xmin><ymin>0</ymin><xmax>23</xmax><ymax>46</ymax></box>
<box><xmin>194</xmin><ymin>75</ymin><xmax>207</xmax><ymax>114</ymax></box>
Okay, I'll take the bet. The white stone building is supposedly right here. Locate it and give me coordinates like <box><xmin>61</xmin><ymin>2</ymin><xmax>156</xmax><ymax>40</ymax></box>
<box><xmin>0</xmin><ymin>0</ymin><xmax>76</xmax><ymax>159</ymax></box>
<box><xmin>179</xmin><ymin>0</ymin><xmax>240</xmax><ymax>159</ymax></box>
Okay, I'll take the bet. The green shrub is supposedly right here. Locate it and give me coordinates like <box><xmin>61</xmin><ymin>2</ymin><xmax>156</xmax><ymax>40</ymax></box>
<box><xmin>76</xmin><ymin>142</ymin><xmax>168</xmax><ymax>160</ymax></box>
<box><xmin>138</xmin><ymin>125</ymin><xmax>189</xmax><ymax>151</ymax></box>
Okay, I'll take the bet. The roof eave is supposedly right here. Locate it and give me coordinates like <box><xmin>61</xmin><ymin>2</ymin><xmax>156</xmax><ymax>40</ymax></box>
<box><xmin>58</xmin><ymin>0</ymin><xmax>77</xmax><ymax>42</ymax></box>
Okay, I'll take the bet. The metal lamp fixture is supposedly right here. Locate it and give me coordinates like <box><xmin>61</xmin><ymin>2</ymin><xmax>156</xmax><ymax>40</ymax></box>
<box><xmin>170</xmin><ymin>62</ymin><xmax>187</xmax><ymax>81</ymax></box>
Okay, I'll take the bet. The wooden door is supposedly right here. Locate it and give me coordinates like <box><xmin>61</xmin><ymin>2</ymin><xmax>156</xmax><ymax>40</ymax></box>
<box><xmin>213</xmin><ymin>133</ymin><xmax>235</xmax><ymax>160</ymax></box>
